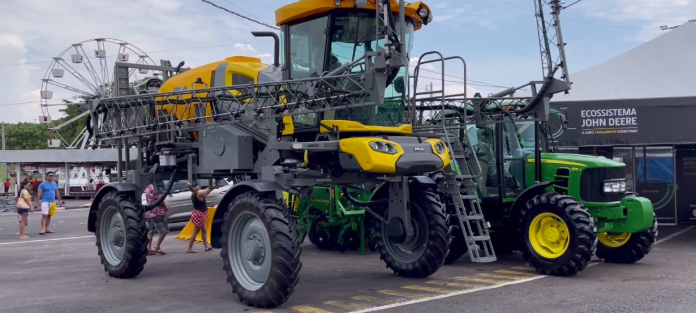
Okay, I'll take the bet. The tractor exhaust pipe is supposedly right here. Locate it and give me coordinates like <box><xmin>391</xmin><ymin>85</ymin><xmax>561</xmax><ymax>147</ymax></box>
<box><xmin>251</xmin><ymin>31</ymin><xmax>280</xmax><ymax>67</ymax></box>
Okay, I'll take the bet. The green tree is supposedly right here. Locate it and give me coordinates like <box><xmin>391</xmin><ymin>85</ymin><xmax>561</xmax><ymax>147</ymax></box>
<box><xmin>4</xmin><ymin>122</ymin><xmax>52</xmax><ymax>150</ymax></box>
<box><xmin>54</xmin><ymin>100</ymin><xmax>88</xmax><ymax>147</ymax></box>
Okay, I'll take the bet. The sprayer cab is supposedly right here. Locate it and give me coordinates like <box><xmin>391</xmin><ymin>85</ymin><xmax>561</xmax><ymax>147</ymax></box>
<box><xmin>275</xmin><ymin>0</ymin><xmax>433</xmax><ymax>130</ymax></box>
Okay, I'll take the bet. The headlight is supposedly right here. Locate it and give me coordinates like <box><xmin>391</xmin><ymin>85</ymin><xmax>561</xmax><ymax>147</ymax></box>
<box><xmin>369</xmin><ymin>141</ymin><xmax>398</xmax><ymax>154</ymax></box>
<box><xmin>602</xmin><ymin>180</ymin><xmax>627</xmax><ymax>193</ymax></box>
<box><xmin>418</xmin><ymin>8</ymin><xmax>428</xmax><ymax>18</ymax></box>
<box><xmin>434</xmin><ymin>141</ymin><xmax>446</xmax><ymax>154</ymax></box>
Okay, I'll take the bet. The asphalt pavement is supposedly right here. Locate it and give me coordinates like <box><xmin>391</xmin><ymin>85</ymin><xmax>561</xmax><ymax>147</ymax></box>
<box><xmin>0</xmin><ymin>209</ymin><xmax>694</xmax><ymax>313</ymax></box>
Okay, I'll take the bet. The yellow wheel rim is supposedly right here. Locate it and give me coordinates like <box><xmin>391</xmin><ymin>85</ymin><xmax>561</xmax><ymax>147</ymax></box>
<box><xmin>528</xmin><ymin>212</ymin><xmax>570</xmax><ymax>259</ymax></box>
<box><xmin>598</xmin><ymin>232</ymin><xmax>631</xmax><ymax>248</ymax></box>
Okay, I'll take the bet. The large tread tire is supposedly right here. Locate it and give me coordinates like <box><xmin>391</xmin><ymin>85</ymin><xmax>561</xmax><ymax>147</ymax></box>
<box><xmin>596</xmin><ymin>216</ymin><xmax>658</xmax><ymax>264</ymax></box>
<box><xmin>517</xmin><ymin>192</ymin><xmax>597</xmax><ymax>277</ymax></box>
<box><xmin>374</xmin><ymin>189</ymin><xmax>452</xmax><ymax>278</ymax></box>
<box><xmin>95</xmin><ymin>191</ymin><xmax>148</xmax><ymax>278</ymax></box>
<box><xmin>220</xmin><ymin>191</ymin><xmax>302</xmax><ymax>309</ymax></box>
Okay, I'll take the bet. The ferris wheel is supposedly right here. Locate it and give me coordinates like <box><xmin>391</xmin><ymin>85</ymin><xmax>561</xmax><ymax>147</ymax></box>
<box><xmin>40</xmin><ymin>38</ymin><xmax>161</xmax><ymax>149</ymax></box>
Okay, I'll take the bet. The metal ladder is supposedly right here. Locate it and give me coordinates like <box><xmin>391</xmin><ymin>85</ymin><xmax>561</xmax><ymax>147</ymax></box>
<box><xmin>442</xmin><ymin>136</ymin><xmax>496</xmax><ymax>263</ymax></box>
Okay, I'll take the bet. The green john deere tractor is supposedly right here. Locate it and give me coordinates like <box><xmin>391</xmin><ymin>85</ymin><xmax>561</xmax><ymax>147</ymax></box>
<box><xmin>436</xmin><ymin>105</ymin><xmax>657</xmax><ymax>275</ymax></box>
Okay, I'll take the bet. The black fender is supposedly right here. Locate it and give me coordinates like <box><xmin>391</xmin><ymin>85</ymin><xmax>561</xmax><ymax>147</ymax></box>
<box><xmin>507</xmin><ymin>181</ymin><xmax>556</xmax><ymax>237</ymax></box>
<box><xmin>87</xmin><ymin>182</ymin><xmax>141</xmax><ymax>233</ymax></box>
<box><xmin>370</xmin><ymin>176</ymin><xmax>437</xmax><ymax>201</ymax></box>
<box><xmin>210</xmin><ymin>180</ymin><xmax>284</xmax><ymax>248</ymax></box>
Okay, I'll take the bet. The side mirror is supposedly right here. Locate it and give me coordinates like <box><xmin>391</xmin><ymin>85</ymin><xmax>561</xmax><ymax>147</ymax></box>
<box><xmin>393</xmin><ymin>76</ymin><xmax>405</xmax><ymax>94</ymax></box>
<box><xmin>560</xmin><ymin>112</ymin><xmax>569</xmax><ymax>130</ymax></box>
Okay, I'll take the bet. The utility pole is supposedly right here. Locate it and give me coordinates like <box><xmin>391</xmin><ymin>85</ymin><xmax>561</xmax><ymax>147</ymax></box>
<box><xmin>534</xmin><ymin>0</ymin><xmax>572</xmax><ymax>86</ymax></box>
<box><xmin>2</xmin><ymin>122</ymin><xmax>5</xmax><ymax>183</ymax></box>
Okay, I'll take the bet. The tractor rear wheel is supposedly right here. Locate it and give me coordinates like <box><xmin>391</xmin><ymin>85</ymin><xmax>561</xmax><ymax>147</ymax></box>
<box><xmin>221</xmin><ymin>191</ymin><xmax>302</xmax><ymax>308</ymax></box>
<box><xmin>517</xmin><ymin>192</ymin><xmax>596</xmax><ymax>276</ymax></box>
<box><xmin>95</xmin><ymin>191</ymin><xmax>148</xmax><ymax>278</ymax></box>
<box><xmin>596</xmin><ymin>214</ymin><xmax>658</xmax><ymax>264</ymax></box>
<box><xmin>374</xmin><ymin>189</ymin><xmax>451</xmax><ymax>278</ymax></box>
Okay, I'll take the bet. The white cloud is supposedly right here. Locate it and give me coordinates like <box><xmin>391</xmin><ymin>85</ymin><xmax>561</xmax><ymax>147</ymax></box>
<box><xmin>577</xmin><ymin>0</ymin><xmax>696</xmax><ymax>39</ymax></box>
<box><xmin>0</xmin><ymin>0</ymin><xmax>274</xmax><ymax>124</ymax></box>
<box><xmin>256</xmin><ymin>53</ymin><xmax>272</xmax><ymax>58</ymax></box>
<box><xmin>234</xmin><ymin>43</ymin><xmax>257</xmax><ymax>51</ymax></box>
<box><xmin>0</xmin><ymin>34</ymin><xmax>44</xmax><ymax>123</ymax></box>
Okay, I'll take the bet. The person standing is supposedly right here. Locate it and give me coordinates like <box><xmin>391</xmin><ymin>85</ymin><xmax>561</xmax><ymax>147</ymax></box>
<box><xmin>34</xmin><ymin>171</ymin><xmax>61</xmax><ymax>235</ymax></box>
<box><xmin>3</xmin><ymin>179</ymin><xmax>10</xmax><ymax>199</ymax></box>
<box><xmin>144</xmin><ymin>184</ymin><xmax>170</xmax><ymax>255</ymax></box>
<box><xmin>186</xmin><ymin>181</ymin><xmax>215</xmax><ymax>253</ymax></box>
<box><xmin>16</xmin><ymin>182</ymin><xmax>34</xmax><ymax>239</ymax></box>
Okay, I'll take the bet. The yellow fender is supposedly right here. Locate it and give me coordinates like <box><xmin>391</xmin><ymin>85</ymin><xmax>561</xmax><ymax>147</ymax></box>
<box><xmin>174</xmin><ymin>205</ymin><xmax>217</xmax><ymax>244</ymax></box>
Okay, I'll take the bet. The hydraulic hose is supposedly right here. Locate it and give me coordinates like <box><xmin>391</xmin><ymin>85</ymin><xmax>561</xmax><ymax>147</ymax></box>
<box><xmin>341</xmin><ymin>187</ymin><xmax>388</xmax><ymax>223</ymax></box>
<box><xmin>513</xmin><ymin>67</ymin><xmax>560</xmax><ymax>115</ymax></box>
<box><xmin>144</xmin><ymin>166</ymin><xmax>180</xmax><ymax>211</ymax></box>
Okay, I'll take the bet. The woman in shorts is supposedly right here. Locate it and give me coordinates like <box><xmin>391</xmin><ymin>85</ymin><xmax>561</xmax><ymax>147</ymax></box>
<box><xmin>186</xmin><ymin>181</ymin><xmax>215</xmax><ymax>253</ymax></box>
<box><xmin>144</xmin><ymin>184</ymin><xmax>170</xmax><ymax>255</ymax></box>
<box><xmin>16</xmin><ymin>182</ymin><xmax>34</xmax><ymax>239</ymax></box>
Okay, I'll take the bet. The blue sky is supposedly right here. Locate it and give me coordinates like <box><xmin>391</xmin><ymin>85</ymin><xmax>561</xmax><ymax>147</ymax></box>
<box><xmin>0</xmin><ymin>0</ymin><xmax>693</xmax><ymax>123</ymax></box>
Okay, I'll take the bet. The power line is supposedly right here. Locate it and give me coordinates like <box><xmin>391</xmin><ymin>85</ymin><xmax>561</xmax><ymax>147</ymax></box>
<box><xmin>0</xmin><ymin>98</ymin><xmax>73</xmax><ymax>107</ymax></box>
<box><xmin>496</xmin><ymin>0</ymin><xmax>661</xmax><ymax>30</ymax></box>
<box><xmin>198</xmin><ymin>0</ymin><xmax>279</xmax><ymax>30</ymax></box>
<box><xmin>490</xmin><ymin>32</ymin><xmax>663</xmax><ymax>83</ymax></box>
<box><xmin>221</xmin><ymin>0</ymin><xmax>265</xmax><ymax>22</ymax></box>
<box><xmin>562</xmin><ymin>0</ymin><xmax>583</xmax><ymax>9</ymax></box>
<box><xmin>0</xmin><ymin>40</ymin><xmax>267</xmax><ymax>68</ymax></box>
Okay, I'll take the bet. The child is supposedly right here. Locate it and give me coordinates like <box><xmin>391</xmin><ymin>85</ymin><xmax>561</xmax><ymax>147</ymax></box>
<box><xmin>186</xmin><ymin>181</ymin><xmax>215</xmax><ymax>253</ymax></box>
<box><xmin>144</xmin><ymin>184</ymin><xmax>170</xmax><ymax>255</ymax></box>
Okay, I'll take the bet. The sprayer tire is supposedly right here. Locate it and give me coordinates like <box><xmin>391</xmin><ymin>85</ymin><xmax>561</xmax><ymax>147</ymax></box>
<box><xmin>374</xmin><ymin>189</ymin><xmax>451</xmax><ymax>278</ymax></box>
<box><xmin>95</xmin><ymin>191</ymin><xmax>148</xmax><ymax>278</ymax></box>
<box><xmin>221</xmin><ymin>191</ymin><xmax>302</xmax><ymax>308</ymax></box>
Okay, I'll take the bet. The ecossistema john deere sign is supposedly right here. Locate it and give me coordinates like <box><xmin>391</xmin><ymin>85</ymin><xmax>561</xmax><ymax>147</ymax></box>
<box><xmin>549</xmin><ymin>96</ymin><xmax>696</xmax><ymax>146</ymax></box>
<box><xmin>580</xmin><ymin>108</ymin><xmax>638</xmax><ymax>134</ymax></box>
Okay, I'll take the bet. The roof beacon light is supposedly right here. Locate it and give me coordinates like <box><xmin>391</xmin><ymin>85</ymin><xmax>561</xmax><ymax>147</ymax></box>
<box><xmin>355</xmin><ymin>0</ymin><xmax>368</xmax><ymax>8</ymax></box>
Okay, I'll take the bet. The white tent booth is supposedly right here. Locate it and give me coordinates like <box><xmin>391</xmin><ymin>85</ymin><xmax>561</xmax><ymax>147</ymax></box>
<box><xmin>550</xmin><ymin>21</ymin><xmax>696</xmax><ymax>225</ymax></box>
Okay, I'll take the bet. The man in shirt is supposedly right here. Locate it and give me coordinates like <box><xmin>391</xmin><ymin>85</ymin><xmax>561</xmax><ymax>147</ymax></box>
<box><xmin>34</xmin><ymin>171</ymin><xmax>61</xmax><ymax>235</ymax></box>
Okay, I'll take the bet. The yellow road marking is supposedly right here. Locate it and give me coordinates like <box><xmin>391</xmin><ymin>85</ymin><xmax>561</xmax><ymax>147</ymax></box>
<box><xmin>401</xmin><ymin>285</ymin><xmax>458</xmax><ymax>294</ymax></box>
<box><xmin>350</xmin><ymin>295</ymin><xmax>397</xmax><ymax>305</ymax></box>
<box><xmin>425</xmin><ymin>280</ymin><xmax>485</xmax><ymax>289</ymax></box>
<box><xmin>378</xmin><ymin>290</ymin><xmax>428</xmax><ymax>299</ymax></box>
<box><xmin>323</xmin><ymin>301</ymin><xmax>369</xmax><ymax>311</ymax></box>
<box><xmin>454</xmin><ymin>276</ymin><xmax>510</xmax><ymax>284</ymax></box>
<box><xmin>291</xmin><ymin>305</ymin><xmax>332</xmax><ymax>313</ymax></box>
<box><xmin>495</xmin><ymin>269</ymin><xmax>538</xmax><ymax>276</ymax></box>
<box><xmin>510</xmin><ymin>266</ymin><xmax>538</xmax><ymax>273</ymax></box>
<box><xmin>477</xmin><ymin>273</ymin><xmax>526</xmax><ymax>280</ymax></box>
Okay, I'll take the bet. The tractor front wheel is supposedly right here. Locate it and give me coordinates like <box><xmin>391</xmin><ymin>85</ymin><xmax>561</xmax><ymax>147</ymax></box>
<box><xmin>95</xmin><ymin>191</ymin><xmax>149</xmax><ymax>278</ymax></box>
<box><xmin>221</xmin><ymin>191</ymin><xmax>302</xmax><ymax>308</ymax></box>
<box><xmin>374</xmin><ymin>189</ymin><xmax>451</xmax><ymax>278</ymax></box>
<box><xmin>517</xmin><ymin>192</ymin><xmax>596</xmax><ymax>276</ymax></box>
<box><xmin>596</xmin><ymin>214</ymin><xmax>658</xmax><ymax>264</ymax></box>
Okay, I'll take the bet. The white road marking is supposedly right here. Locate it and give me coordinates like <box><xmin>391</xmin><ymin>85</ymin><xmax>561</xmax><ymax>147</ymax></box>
<box><xmin>350</xmin><ymin>275</ymin><xmax>546</xmax><ymax>313</ymax></box>
<box><xmin>656</xmin><ymin>226</ymin><xmax>695</xmax><ymax>244</ymax></box>
<box><xmin>349</xmin><ymin>226</ymin><xmax>694</xmax><ymax>313</ymax></box>
<box><xmin>0</xmin><ymin>235</ymin><xmax>93</xmax><ymax>246</ymax></box>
